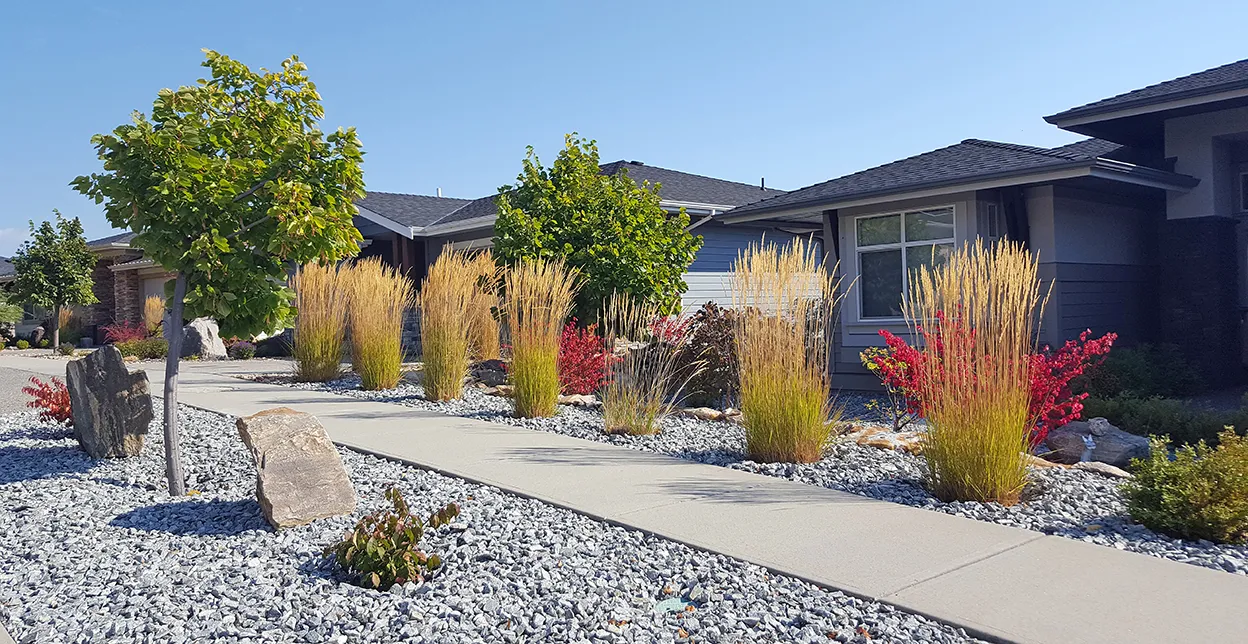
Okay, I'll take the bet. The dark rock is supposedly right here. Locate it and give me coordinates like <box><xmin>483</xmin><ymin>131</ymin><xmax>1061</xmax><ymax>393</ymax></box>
<box><xmin>65</xmin><ymin>345</ymin><xmax>153</xmax><ymax>458</ymax></box>
<box><xmin>236</xmin><ymin>408</ymin><xmax>356</xmax><ymax>529</ymax></box>
<box><xmin>470</xmin><ymin>359</ymin><xmax>508</xmax><ymax>387</ymax></box>
<box><xmin>255</xmin><ymin>329</ymin><xmax>293</xmax><ymax>358</ymax></box>
<box><xmin>1043</xmin><ymin>417</ymin><xmax>1150</xmax><ymax>468</ymax></box>
<box><xmin>31</xmin><ymin>327</ymin><xmax>45</xmax><ymax>346</ymax></box>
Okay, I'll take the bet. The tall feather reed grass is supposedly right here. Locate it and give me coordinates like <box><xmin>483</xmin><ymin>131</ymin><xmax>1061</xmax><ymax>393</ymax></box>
<box><xmin>468</xmin><ymin>251</ymin><xmax>502</xmax><ymax>360</ymax></box>
<box><xmin>418</xmin><ymin>247</ymin><xmax>499</xmax><ymax>400</ymax></box>
<box><xmin>503</xmin><ymin>258</ymin><xmax>578</xmax><ymax>418</ymax></box>
<box><xmin>732</xmin><ymin>237</ymin><xmax>842</xmax><ymax>463</ymax></box>
<box><xmin>346</xmin><ymin>257</ymin><xmax>415</xmax><ymax>391</ymax></box>
<box><xmin>600</xmin><ymin>296</ymin><xmax>697</xmax><ymax>435</ymax></box>
<box><xmin>143</xmin><ymin>295</ymin><xmax>165</xmax><ymax>335</ymax></box>
<box><xmin>291</xmin><ymin>262</ymin><xmax>349</xmax><ymax>382</ymax></box>
<box><xmin>905</xmin><ymin>240</ymin><xmax>1049</xmax><ymax>505</ymax></box>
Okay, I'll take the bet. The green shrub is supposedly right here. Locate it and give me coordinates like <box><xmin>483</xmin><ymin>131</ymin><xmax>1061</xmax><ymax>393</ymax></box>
<box><xmin>1083</xmin><ymin>395</ymin><xmax>1248</xmax><ymax>447</ymax></box>
<box><xmin>115</xmin><ymin>338</ymin><xmax>169</xmax><ymax>360</ymax></box>
<box><xmin>16</xmin><ymin>340</ymin><xmax>30</xmax><ymax>350</ymax></box>
<box><xmin>38</xmin><ymin>339</ymin><xmax>49</xmax><ymax>348</ymax></box>
<box><xmin>227</xmin><ymin>341</ymin><xmax>256</xmax><ymax>360</ymax></box>
<box><xmin>56</xmin><ymin>342</ymin><xmax>75</xmax><ymax>356</ymax></box>
<box><xmin>326</xmin><ymin>487</ymin><xmax>459</xmax><ymax>590</ymax></box>
<box><xmin>1122</xmin><ymin>429</ymin><xmax>1248</xmax><ymax>544</ymax></box>
<box><xmin>1080</xmin><ymin>343</ymin><xmax>1203</xmax><ymax>399</ymax></box>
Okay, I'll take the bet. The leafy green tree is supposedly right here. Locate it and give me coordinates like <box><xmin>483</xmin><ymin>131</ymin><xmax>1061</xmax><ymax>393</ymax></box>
<box><xmin>10</xmin><ymin>211</ymin><xmax>98</xmax><ymax>348</ymax></box>
<box><xmin>0</xmin><ymin>292</ymin><xmax>24</xmax><ymax>326</ymax></box>
<box><xmin>493</xmin><ymin>134</ymin><xmax>703</xmax><ymax>319</ymax></box>
<box><xmin>73</xmin><ymin>50</ymin><xmax>364</xmax><ymax>495</ymax></box>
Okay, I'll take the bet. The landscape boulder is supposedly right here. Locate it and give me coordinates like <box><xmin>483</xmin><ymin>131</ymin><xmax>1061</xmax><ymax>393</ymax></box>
<box><xmin>180</xmin><ymin>317</ymin><xmax>228</xmax><ymax>359</ymax></box>
<box><xmin>65</xmin><ymin>345</ymin><xmax>153</xmax><ymax>458</ymax></box>
<box><xmin>236</xmin><ymin>407</ymin><xmax>356</xmax><ymax>529</ymax></box>
<box><xmin>470</xmin><ymin>359</ymin><xmax>508</xmax><ymax>387</ymax></box>
<box><xmin>1042</xmin><ymin>417</ymin><xmax>1150</xmax><ymax>469</ymax></box>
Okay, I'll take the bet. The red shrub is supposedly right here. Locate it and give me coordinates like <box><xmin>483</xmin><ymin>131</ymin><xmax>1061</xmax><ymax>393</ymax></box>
<box><xmin>22</xmin><ymin>376</ymin><xmax>73</xmax><ymax>425</ymax></box>
<box><xmin>102</xmin><ymin>321</ymin><xmax>149</xmax><ymax>343</ymax></box>
<box><xmin>648</xmin><ymin>315</ymin><xmax>693</xmax><ymax>344</ymax></box>
<box><xmin>557</xmin><ymin>319</ymin><xmax>610</xmax><ymax>395</ymax></box>
<box><xmin>872</xmin><ymin>322</ymin><xmax>1116</xmax><ymax>446</ymax></box>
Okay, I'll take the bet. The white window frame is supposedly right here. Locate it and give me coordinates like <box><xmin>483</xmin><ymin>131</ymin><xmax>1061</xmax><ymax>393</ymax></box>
<box><xmin>854</xmin><ymin>205</ymin><xmax>957</xmax><ymax>322</ymax></box>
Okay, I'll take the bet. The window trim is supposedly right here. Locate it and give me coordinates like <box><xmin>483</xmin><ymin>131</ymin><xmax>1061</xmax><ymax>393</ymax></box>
<box><xmin>853</xmin><ymin>205</ymin><xmax>957</xmax><ymax>322</ymax></box>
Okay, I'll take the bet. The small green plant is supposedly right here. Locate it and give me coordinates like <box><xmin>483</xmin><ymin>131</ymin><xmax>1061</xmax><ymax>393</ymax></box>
<box><xmin>16</xmin><ymin>340</ymin><xmax>30</xmax><ymax>350</ymax></box>
<box><xmin>57</xmin><ymin>342</ymin><xmax>76</xmax><ymax>356</ymax></box>
<box><xmin>1123</xmin><ymin>429</ymin><xmax>1248</xmax><ymax>544</ymax></box>
<box><xmin>227</xmin><ymin>340</ymin><xmax>256</xmax><ymax>360</ymax></box>
<box><xmin>38</xmin><ymin>339</ymin><xmax>49</xmax><ymax>348</ymax></box>
<box><xmin>1083</xmin><ymin>395</ymin><xmax>1248</xmax><ymax>447</ymax></box>
<box><xmin>327</xmin><ymin>487</ymin><xmax>460</xmax><ymax>590</ymax></box>
<box><xmin>1079</xmin><ymin>343</ymin><xmax>1202</xmax><ymax>399</ymax></box>
<box><xmin>115</xmin><ymin>338</ymin><xmax>169</xmax><ymax>360</ymax></box>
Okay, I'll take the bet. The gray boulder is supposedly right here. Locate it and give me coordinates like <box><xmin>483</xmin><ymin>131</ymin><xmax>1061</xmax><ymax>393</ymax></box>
<box><xmin>470</xmin><ymin>359</ymin><xmax>508</xmax><ymax>387</ymax></box>
<box><xmin>181</xmin><ymin>317</ymin><xmax>227</xmax><ymax>359</ymax></box>
<box><xmin>65</xmin><ymin>346</ymin><xmax>153</xmax><ymax>458</ymax></box>
<box><xmin>1042</xmin><ymin>417</ymin><xmax>1150</xmax><ymax>469</ymax></box>
<box><xmin>236</xmin><ymin>408</ymin><xmax>356</xmax><ymax>529</ymax></box>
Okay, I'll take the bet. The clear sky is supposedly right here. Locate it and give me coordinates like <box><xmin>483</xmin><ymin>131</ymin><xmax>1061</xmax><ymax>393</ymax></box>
<box><xmin>2</xmin><ymin>0</ymin><xmax>1247</xmax><ymax>254</ymax></box>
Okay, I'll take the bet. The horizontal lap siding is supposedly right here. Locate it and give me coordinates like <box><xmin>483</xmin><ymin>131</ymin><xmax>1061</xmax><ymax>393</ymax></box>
<box><xmin>1049</xmin><ymin>263</ymin><xmax>1155</xmax><ymax>345</ymax></box>
<box><xmin>681</xmin><ymin>223</ymin><xmax>817</xmax><ymax>309</ymax></box>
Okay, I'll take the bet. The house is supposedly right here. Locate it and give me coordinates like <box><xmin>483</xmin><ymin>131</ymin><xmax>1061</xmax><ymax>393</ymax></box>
<box><xmin>43</xmin><ymin>161</ymin><xmax>791</xmax><ymax>341</ymax></box>
<box><xmin>723</xmin><ymin>59</ymin><xmax>1248</xmax><ymax>388</ymax></box>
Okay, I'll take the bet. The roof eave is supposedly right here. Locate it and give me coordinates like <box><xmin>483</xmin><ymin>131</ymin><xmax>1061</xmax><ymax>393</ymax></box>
<box><xmin>1045</xmin><ymin>84</ymin><xmax>1248</xmax><ymax>128</ymax></box>
<box><xmin>354</xmin><ymin>205</ymin><xmax>417</xmax><ymax>239</ymax></box>
<box><xmin>721</xmin><ymin>160</ymin><xmax>1198</xmax><ymax>224</ymax></box>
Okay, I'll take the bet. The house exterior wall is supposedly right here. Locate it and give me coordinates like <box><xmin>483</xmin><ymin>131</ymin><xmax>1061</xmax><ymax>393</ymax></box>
<box><xmin>681</xmin><ymin>222</ymin><xmax>808</xmax><ymax>309</ymax></box>
<box><xmin>1028</xmin><ymin>185</ymin><xmax>1159</xmax><ymax>349</ymax></box>
<box><xmin>87</xmin><ymin>258</ymin><xmax>118</xmax><ymax>326</ymax></box>
<box><xmin>113</xmin><ymin>270</ymin><xmax>142</xmax><ymax>325</ymax></box>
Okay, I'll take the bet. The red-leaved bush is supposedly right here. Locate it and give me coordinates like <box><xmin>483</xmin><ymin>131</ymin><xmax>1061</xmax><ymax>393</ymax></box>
<box><xmin>648</xmin><ymin>315</ymin><xmax>693</xmax><ymax>345</ymax></box>
<box><xmin>102</xmin><ymin>321</ymin><xmax>149</xmax><ymax>343</ymax></box>
<box><xmin>557</xmin><ymin>319</ymin><xmax>610</xmax><ymax>395</ymax></box>
<box><xmin>873</xmin><ymin>321</ymin><xmax>1116</xmax><ymax>446</ymax></box>
<box><xmin>22</xmin><ymin>376</ymin><xmax>73</xmax><ymax>425</ymax></box>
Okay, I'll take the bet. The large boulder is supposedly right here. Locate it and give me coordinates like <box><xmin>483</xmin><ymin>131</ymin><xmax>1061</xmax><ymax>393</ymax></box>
<box><xmin>181</xmin><ymin>317</ymin><xmax>227</xmax><ymax>359</ymax></box>
<box><xmin>1042</xmin><ymin>417</ymin><xmax>1150</xmax><ymax>469</ymax></box>
<box><xmin>65</xmin><ymin>346</ymin><xmax>153</xmax><ymax>458</ymax></box>
<box><xmin>236</xmin><ymin>408</ymin><xmax>356</xmax><ymax>529</ymax></box>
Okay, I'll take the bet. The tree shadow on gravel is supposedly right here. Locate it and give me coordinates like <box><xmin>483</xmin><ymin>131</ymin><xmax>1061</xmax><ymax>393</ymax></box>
<box><xmin>110</xmin><ymin>498</ymin><xmax>271</xmax><ymax>536</ymax></box>
<box><xmin>0</xmin><ymin>445</ymin><xmax>96</xmax><ymax>485</ymax></box>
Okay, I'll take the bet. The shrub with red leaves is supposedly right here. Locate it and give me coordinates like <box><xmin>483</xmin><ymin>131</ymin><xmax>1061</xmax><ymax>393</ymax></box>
<box><xmin>22</xmin><ymin>376</ymin><xmax>73</xmax><ymax>425</ymax></box>
<box><xmin>557</xmin><ymin>319</ymin><xmax>610</xmax><ymax>395</ymax></box>
<box><xmin>871</xmin><ymin>321</ymin><xmax>1116</xmax><ymax>446</ymax></box>
<box><xmin>102</xmin><ymin>321</ymin><xmax>149</xmax><ymax>343</ymax></box>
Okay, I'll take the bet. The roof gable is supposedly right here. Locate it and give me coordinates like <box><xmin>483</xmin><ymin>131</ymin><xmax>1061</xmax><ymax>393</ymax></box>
<box><xmin>355</xmin><ymin>191</ymin><xmax>472</xmax><ymax>229</ymax></box>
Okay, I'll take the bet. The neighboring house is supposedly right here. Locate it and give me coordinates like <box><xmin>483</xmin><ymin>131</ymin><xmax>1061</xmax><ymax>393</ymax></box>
<box><xmin>353</xmin><ymin>160</ymin><xmax>796</xmax><ymax>309</ymax></box>
<box><xmin>723</xmin><ymin>58</ymin><xmax>1248</xmax><ymax>388</ymax></box>
<box><xmin>57</xmin><ymin>160</ymin><xmax>791</xmax><ymax>340</ymax></box>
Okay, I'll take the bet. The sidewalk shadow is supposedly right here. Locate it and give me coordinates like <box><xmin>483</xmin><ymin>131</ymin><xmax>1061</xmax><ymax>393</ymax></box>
<box><xmin>110</xmin><ymin>498</ymin><xmax>271</xmax><ymax>536</ymax></box>
<box><xmin>0</xmin><ymin>444</ymin><xmax>95</xmax><ymax>485</ymax></box>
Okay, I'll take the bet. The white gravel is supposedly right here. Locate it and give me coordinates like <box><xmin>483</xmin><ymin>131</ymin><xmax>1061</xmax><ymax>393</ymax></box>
<box><xmin>0</xmin><ymin>402</ymin><xmax>980</xmax><ymax>643</ymax></box>
<box><xmin>276</xmin><ymin>375</ymin><xmax>1248</xmax><ymax>577</ymax></box>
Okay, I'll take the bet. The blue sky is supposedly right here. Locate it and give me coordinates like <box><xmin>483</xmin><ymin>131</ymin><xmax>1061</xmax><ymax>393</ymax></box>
<box><xmin>2</xmin><ymin>1</ymin><xmax>1247</xmax><ymax>254</ymax></box>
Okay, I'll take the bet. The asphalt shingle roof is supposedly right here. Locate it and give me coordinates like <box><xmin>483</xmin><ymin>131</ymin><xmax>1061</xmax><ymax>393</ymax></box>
<box><xmin>429</xmin><ymin>161</ymin><xmax>786</xmax><ymax>227</ymax></box>
<box><xmin>355</xmin><ymin>191</ymin><xmax>472</xmax><ymax>229</ymax></box>
<box><xmin>1047</xmin><ymin>59</ymin><xmax>1248</xmax><ymax>121</ymax></box>
<box><xmin>727</xmin><ymin>138</ymin><xmax>1122</xmax><ymax>217</ymax></box>
<box><xmin>0</xmin><ymin>256</ymin><xmax>13</xmax><ymax>278</ymax></box>
<box><xmin>87</xmin><ymin>231</ymin><xmax>136</xmax><ymax>247</ymax></box>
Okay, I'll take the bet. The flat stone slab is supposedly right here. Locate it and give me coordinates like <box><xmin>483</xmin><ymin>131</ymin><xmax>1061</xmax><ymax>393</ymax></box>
<box><xmin>4</xmin><ymin>353</ymin><xmax>1248</xmax><ymax>643</ymax></box>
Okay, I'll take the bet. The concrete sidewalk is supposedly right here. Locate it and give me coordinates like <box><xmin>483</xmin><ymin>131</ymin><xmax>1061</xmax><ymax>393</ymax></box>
<box><xmin>3</xmin><ymin>354</ymin><xmax>1247</xmax><ymax>643</ymax></box>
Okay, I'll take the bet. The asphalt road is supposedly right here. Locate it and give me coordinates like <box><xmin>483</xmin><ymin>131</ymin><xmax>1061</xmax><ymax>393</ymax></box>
<box><xmin>0</xmin><ymin>366</ymin><xmax>43</xmax><ymax>415</ymax></box>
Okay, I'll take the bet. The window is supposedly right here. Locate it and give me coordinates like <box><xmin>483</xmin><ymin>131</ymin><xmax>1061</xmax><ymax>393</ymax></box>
<box><xmin>856</xmin><ymin>206</ymin><xmax>955</xmax><ymax>319</ymax></box>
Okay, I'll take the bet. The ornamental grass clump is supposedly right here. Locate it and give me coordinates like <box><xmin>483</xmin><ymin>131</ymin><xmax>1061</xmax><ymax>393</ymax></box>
<box><xmin>468</xmin><ymin>251</ymin><xmax>502</xmax><ymax>360</ymax></box>
<box><xmin>503</xmin><ymin>258</ymin><xmax>578</xmax><ymax>418</ymax></box>
<box><xmin>347</xmin><ymin>257</ymin><xmax>415</xmax><ymax>391</ymax></box>
<box><xmin>732</xmin><ymin>238</ymin><xmax>841</xmax><ymax>463</ymax></box>
<box><xmin>904</xmin><ymin>240</ymin><xmax>1048</xmax><ymax>505</ymax></box>
<box><xmin>143</xmin><ymin>295</ymin><xmax>165</xmax><ymax>335</ymax></box>
<box><xmin>418</xmin><ymin>248</ymin><xmax>499</xmax><ymax>400</ymax></box>
<box><xmin>600</xmin><ymin>296</ymin><xmax>696</xmax><ymax>435</ymax></box>
<box><xmin>291</xmin><ymin>262</ymin><xmax>349</xmax><ymax>382</ymax></box>
<box><xmin>327</xmin><ymin>487</ymin><xmax>459</xmax><ymax>590</ymax></box>
<box><xmin>1122</xmin><ymin>429</ymin><xmax>1248</xmax><ymax>544</ymax></box>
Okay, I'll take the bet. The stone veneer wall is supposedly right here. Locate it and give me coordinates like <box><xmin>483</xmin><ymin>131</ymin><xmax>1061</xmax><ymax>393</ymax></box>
<box><xmin>112</xmin><ymin>270</ymin><xmax>142</xmax><ymax>325</ymax></box>
<box><xmin>1159</xmin><ymin>216</ymin><xmax>1242</xmax><ymax>382</ymax></box>
<box><xmin>87</xmin><ymin>258</ymin><xmax>117</xmax><ymax>326</ymax></box>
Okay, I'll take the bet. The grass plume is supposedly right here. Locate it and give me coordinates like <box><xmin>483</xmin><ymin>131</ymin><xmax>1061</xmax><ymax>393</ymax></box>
<box><xmin>347</xmin><ymin>257</ymin><xmax>415</xmax><ymax>391</ymax></box>
<box><xmin>291</xmin><ymin>262</ymin><xmax>349</xmax><ymax>382</ymax></box>
<box><xmin>419</xmin><ymin>247</ymin><xmax>499</xmax><ymax>400</ymax></box>
<box><xmin>600</xmin><ymin>296</ymin><xmax>697</xmax><ymax>435</ymax></box>
<box><xmin>732</xmin><ymin>237</ymin><xmax>841</xmax><ymax>463</ymax></box>
<box><xmin>503</xmin><ymin>258</ymin><xmax>578</xmax><ymax>418</ymax></box>
<box><xmin>905</xmin><ymin>240</ymin><xmax>1049</xmax><ymax>505</ymax></box>
<box><xmin>468</xmin><ymin>251</ymin><xmax>502</xmax><ymax>360</ymax></box>
<box><xmin>143</xmin><ymin>295</ymin><xmax>165</xmax><ymax>335</ymax></box>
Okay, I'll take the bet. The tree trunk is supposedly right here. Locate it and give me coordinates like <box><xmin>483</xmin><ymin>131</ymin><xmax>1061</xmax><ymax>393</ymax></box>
<box><xmin>163</xmin><ymin>273</ymin><xmax>188</xmax><ymax>496</ymax></box>
<box><xmin>51</xmin><ymin>304</ymin><xmax>61</xmax><ymax>349</ymax></box>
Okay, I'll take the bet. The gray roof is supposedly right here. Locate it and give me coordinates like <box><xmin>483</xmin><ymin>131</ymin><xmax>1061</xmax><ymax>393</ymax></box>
<box><xmin>1047</xmin><ymin>59</ymin><xmax>1248</xmax><ymax>122</ymax></box>
<box><xmin>428</xmin><ymin>161</ymin><xmax>786</xmax><ymax>228</ymax></box>
<box><xmin>87</xmin><ymin>231</ymin><xmax>136</xmax><ymax>248</ymax></box>
<box><xmin>0</xmin><ymin>256</ymin><xmax>13</xmax><ymax>278</ymax></box>
<box><xmin>355</xmin><ymin>191</ymin><xmax>472</xmax><ymax>229</ymax></box>
<box><xmin>727</xmin><ymin>138</ymin><xmax>1126</xmax><ymax>218</ymax></box>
